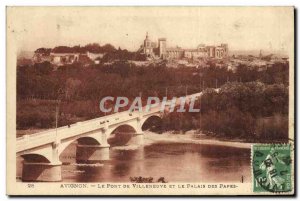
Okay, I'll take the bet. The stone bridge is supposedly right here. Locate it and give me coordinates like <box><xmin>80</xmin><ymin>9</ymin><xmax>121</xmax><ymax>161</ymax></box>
<box><xmin>16</xmin><ymin>92</ymin><xmax>208</xmax><ymax>182</ymax></box>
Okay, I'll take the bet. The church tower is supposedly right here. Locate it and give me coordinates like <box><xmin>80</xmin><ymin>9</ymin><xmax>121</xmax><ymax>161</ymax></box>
<box><xmin>158</xmin><ymin>38</ymin><xmax>167</xmax><ymax>59</ymax></box>
<box><xmin>259</xmin><ymin>50</ymin><xmax>263</xmax><ymax>58</ymax></box>
<box><xmin>143</xmin><ymin>32</ymin><xmax>153</xmax><ymax>56</ymax></box>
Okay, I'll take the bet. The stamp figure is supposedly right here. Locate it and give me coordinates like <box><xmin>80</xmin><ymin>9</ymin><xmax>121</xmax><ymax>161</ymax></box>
<box><xmin>252</xmin><ymin>144</ymin><xmax>292</xmax><ymax>193</ymax></box>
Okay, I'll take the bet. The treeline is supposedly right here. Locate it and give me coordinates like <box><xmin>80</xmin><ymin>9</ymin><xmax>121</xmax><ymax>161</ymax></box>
<box><xmin>35</xmin><ymin>43</ymin><xmax>117</xmax><ymax>54</ymax></box>
<box><xmin>17</xmin><ymin>61</ymin><xmax>289</xmax><ymax>131</ymax></box>
<box><xmin>102</xmin><ymin>48</ymin><xmax>146</xmax><ymax>62</ymax></box>
<box><xmin>161</xmin><ymin>82</ymin><xmax>289</xmax><ymax>142</ymax></box>
<box><xmin>34</xmin><ymin>43</ymin><xmax>146</xmax><ymax>61</ymax></box>
<box><xmin>17</xmin><ymin>61</ymin><xmax>289</xmax><ymax>100</ymax></box>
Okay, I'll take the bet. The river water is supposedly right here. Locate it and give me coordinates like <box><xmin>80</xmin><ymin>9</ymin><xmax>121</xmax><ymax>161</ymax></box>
<box><xmin>17</xmin><ymin>134</ymin><xmax>251</xmax><ymax>183</ymax></box>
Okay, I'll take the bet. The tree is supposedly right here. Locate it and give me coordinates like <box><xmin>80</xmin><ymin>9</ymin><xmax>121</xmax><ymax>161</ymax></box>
<box><xmin>33</xmin><ymin>61</ymin><xmax>53</xmax><ymax>75</ymax></box>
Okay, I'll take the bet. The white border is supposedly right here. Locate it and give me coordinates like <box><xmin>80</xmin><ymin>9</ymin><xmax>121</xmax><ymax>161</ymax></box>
<box><xmin>1</xmin><ymin>1</ymin><xmax>299</xmax><ymax>200</ymax></box>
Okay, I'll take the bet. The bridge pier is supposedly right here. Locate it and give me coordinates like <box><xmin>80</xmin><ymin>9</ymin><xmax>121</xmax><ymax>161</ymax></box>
<box><xmin>76</xmin><ymin>144</ymin><xmax>110</xmax><ymax>163</ymax></box>
<box><xmin>127</xmin><ymin>116</ymin><xmax>145</xmax><ymax>146</ymax></box>
<box><xmin>129</xmin><ymin>132</ymin><xmax>144</xmax><ymax>145</ymax></box>
<box><xmin>22</xmin><ymin>161</ymin><xmax>62</xmax><ymax>182</ymax></box>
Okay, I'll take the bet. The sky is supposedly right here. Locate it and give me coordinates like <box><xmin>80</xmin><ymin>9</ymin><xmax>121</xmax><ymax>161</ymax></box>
<box><xmin>7</xmin><ymin>7</ymin><xmax>294</xmax><ymax>54</ymax></box>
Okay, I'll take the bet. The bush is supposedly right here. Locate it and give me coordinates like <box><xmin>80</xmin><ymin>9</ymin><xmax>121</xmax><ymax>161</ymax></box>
<box><xmin>255</xmin><ymin>114</ymin><xmax>288</xmax><ymax>141</ymax></box>
<box><xmin>161</xmin><ymin>81</ymin><xmax>289</xmax><ymax>142</ymax></box>
<box><xmin>200</xmin><ymin>107</ymin><xmax>255</xmax><ymax>138</ymax></box>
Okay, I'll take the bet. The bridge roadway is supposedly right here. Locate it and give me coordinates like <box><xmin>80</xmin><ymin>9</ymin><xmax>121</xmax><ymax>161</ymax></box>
<box><xmin>16</xmin><ymin>91</ymin><xmax>207</xmax><ymax>182</ymax></box>
<box><xmin>17</xmin><ymin>105</ymin><xmax>157</xmax><ymax>153</ymax></box>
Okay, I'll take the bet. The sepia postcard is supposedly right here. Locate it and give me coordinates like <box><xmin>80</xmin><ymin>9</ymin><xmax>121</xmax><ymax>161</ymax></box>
<box><xmin>6</xmin><ymin>6</ymin><xmax>295</xmax><ymax>196</ymax></box>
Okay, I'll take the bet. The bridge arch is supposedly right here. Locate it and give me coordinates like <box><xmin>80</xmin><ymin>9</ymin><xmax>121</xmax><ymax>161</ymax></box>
<box><xmin>77</xmin><ymin>137</ymin><xmax>101</xmax><ymax>145</ymax></box>
<box><xmin>58</xmin><ymin>133</ymin><xmax>103</xmax><ymax>158</ymax></box>
<box><xmin>107</xmin><ymin>124</ymin><xmax>138</xmax><ymax>146</ymax></box>
<box><xmin>19</xmin><ymin>152</ymin><xmax>62</xmax><ymax>182</ymax></box>
<box><xmin>141</xmin><ymin>114</ymin><xmax>163</xmax><ymax>133</ymax></box>
<box><xmin>20</xmin><ymin>153</ymin><xmax>51</xmax><ymax>163</ymax></box>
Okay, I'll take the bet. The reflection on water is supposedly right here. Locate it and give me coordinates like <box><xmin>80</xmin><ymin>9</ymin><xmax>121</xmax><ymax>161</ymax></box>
<box><xmin>56</xmin><ymin>142</ymin><xmax>251</xmax><ymax>183</ymax></box>
<box><xmin>17</xmin><ymin>141</ymin><xmax>250</xmax><ymax>183</ymax></box>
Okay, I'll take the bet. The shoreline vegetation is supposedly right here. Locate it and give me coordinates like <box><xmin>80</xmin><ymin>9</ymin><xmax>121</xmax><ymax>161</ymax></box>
<box><xmin>143</xmin><ymin>131</ymin><xmax>253</xmax><ymax>149</ymax></box>
<box><xmin>105</xmin><ymin>130</ymin><xmax>253</xmax><ymax>150</ymax></box>
<box><xmin>17</xmin><ymin>60</ymin><xmax>289</xmax><ymax>144</ymax></box>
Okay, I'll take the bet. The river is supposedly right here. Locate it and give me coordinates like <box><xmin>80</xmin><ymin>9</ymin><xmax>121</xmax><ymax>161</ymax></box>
<box><xmin>17</xmin><ymin>132</ymin><xmax>251</xmax><ymax>183</ymax></box>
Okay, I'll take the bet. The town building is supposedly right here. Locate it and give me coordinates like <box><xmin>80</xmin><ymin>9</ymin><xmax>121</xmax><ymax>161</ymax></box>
<box><xmin>166</xmin><ymin>47</ymin><xmax>185</xmax><ymax>59</ymax></box>
<box><xmin>184</xmin><ymin>44</ymin><xmax>208</xmax><ymax>59</ymax></box>
<box><xmin>86</xmin><ymin>51</ymin><xmax>104</xmax><ymax>61</ymax></box>
<box><xmin>50</xmin><ymin>52</ymin><xmax>80</xmax><ymax>65</ymax></box>
<box><xmin>140</xmin><ymin>33</ymin><xmax>228</xmax><ymax>60</ymax></box>
<box><xmin>158</xmin><ymin>38</ymin><xmax>167</xmax><ymax>58</ymax></box>
<box><xmin>33</xmin><ymin>50</ymin><xmax>104</xmax><ymax>66</ymax></box>
<box><xmin>143</xmin><ymin>32</ymin><xmax>157</xmax><ymax>58</ymax></box>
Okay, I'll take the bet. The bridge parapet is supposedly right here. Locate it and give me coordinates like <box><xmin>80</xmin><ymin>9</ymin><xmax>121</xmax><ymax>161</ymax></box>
<box><xmin>16</xmin><ymin>111</ymin><xmax>142</xmax><ymax>153</ymax></box>
<box><xmin>16</xmin><ymin>91</ymin><xmax>212</xmax><ymax>154</ymax></box>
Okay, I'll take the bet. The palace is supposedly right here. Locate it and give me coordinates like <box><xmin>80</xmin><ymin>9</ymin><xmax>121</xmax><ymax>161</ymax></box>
<box><xmin>140</xmin><ymin>32</ymin><xmax>228</xmax><ymax>60</ymax></box>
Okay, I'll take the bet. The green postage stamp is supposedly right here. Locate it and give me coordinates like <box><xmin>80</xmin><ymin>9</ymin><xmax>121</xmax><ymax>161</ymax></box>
<box><xmin>252</xmin><ymin>144</ymin><xmax>292</xmax><ymax>193</ymax></box>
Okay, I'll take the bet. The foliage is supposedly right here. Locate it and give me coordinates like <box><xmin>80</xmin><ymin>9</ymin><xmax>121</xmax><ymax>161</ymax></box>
<box><xmin>17</xmin><ymin>61</ymin><xmax>289</xmax><ymax>138</ymax></box>
<box><xmin>50</xmin><ymin>43</ymin><xmax>117</xmax><ymax>54</ymax></box>
<box><xmin>161</xmin><ymin>82</ymin><xmax>289</xmax><ymax>142</ymax></box>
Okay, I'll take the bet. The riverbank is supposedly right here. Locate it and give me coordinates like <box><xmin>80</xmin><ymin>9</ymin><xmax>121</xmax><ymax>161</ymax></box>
<box><xmin>17</xmin><ymin>128</ymin><xmax>252</xmax><ymax>150</ymax></box>
<box><xmin>143</xmin><ymin>130</ymin><xmax>252</xmax><ymax>149</ymax></box>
